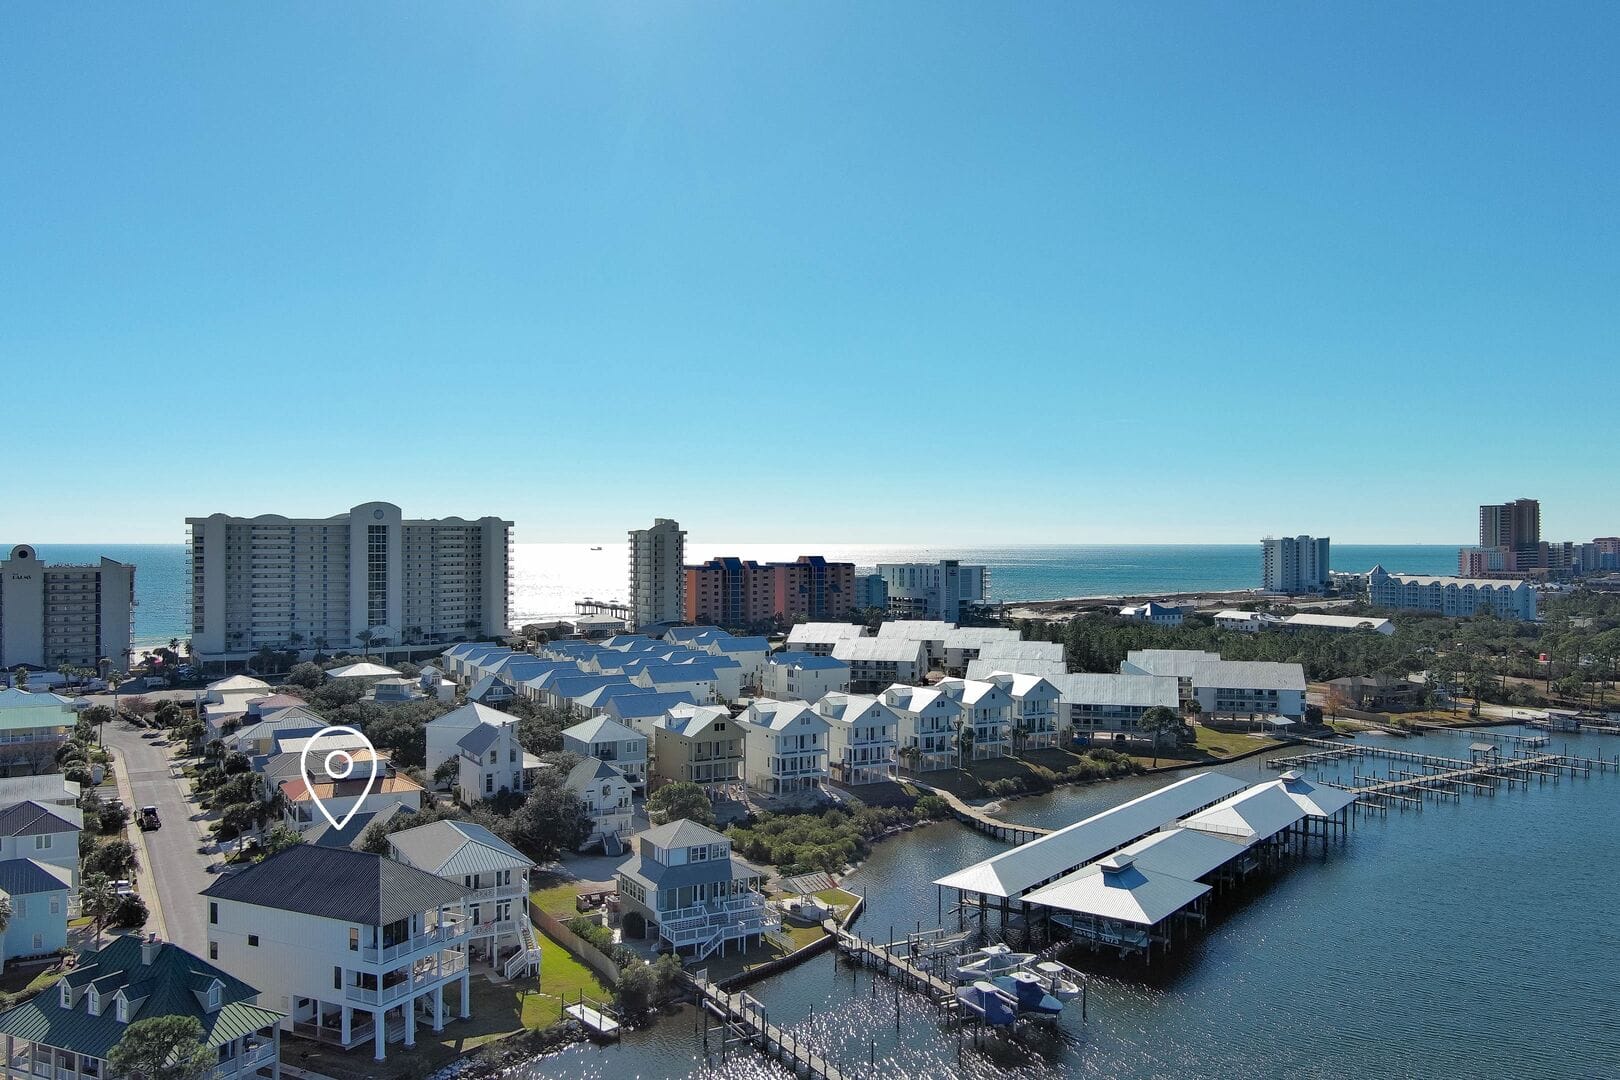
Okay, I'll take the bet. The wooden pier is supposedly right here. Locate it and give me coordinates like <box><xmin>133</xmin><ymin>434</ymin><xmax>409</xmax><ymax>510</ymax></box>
<box><xmin>906</xmin><ymin>780</ymin><xmax>1052</xmax><ymax>844</ymax></box>
<box><xmin>690</xmin><ymin>975</ymin><xmax>848</xmax><ymax>1080</ymax></box>
<box><xmin>1271</xmin><ymin>738</ymin><xmax>1613</xmax><ymax>815</ymax></box>
<box><xmin>833</xmin><ymin>926</ymin><xmax>960</xmax><ymax>1006</ymax></box>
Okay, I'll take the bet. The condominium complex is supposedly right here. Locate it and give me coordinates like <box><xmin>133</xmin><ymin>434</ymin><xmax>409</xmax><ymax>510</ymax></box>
<box><xmin>684</xmin><ymin>555</ymin><xmax>855</xmax><ymax>627</ymax></box>
<box><xmin>876</xmin><ymin>560</ymin><xmax>989</xmax><ymax>621</ymax></box>
<box><xmin>1261</xmin><ymin>535</ymin><xmax>1330</xmax><ymax>594</ymax></box>
<box><xmin>1368</xmin><ymin>565</ymin><xmax>1537</xmax><ymax>621</ymax></box>
<box><xmin>0</xmin><ymin>545</ymin><xmax>135</xmax><ymax>671</ymax></box>
<box><xmin>628</xmin><ymin>518</ymin><xmax>685</xmax><ymax>630</ymax></box>
<box><xmin>186</xmin><ymin>502</ymin><xmax>512</xmax><ymax>663</ymax></box>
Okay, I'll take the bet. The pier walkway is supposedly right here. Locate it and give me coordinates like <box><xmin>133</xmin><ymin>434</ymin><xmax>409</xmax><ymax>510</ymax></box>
<box><xmin>833</xmin><ymin>925</ymin><xmax>960</xmax><ymax>1006</ymax></box>
<box><xmin>1271</xmin><ymin>737</ymin><xmax>1613</xmax><ymax>814</ymax></box>
<box><xmin>906</xmin><ymin>778</ymin><xmax>1052</xmax><ymax>844</ymax></box>
<box><xmin>690</xmin><ymin>975</ymin><xmax>848</xmax><ymax>1080</ymax></box>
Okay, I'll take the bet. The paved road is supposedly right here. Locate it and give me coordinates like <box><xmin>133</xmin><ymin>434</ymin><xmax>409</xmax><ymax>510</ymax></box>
<box><xmin>102</xmin><ymin>721</ymin><xmax>213</xmax><ymax>952</ymax></box>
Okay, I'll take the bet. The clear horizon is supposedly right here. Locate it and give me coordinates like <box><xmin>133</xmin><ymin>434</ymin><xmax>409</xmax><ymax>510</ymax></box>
<box><xmin>4</xmin><ymin>6</ymin><xmax>1616</xmax><ymax>543</ymax></box>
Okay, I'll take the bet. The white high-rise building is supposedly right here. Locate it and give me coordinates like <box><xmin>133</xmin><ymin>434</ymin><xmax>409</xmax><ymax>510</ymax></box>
<box><xmin>876</xmin><ymin>560</ymin><xmax>989</xmax><ymax>621</ymax></box>
<box><xmin>0</xmin><ymin>545</ymin><xmax>135</xmax><ymax>672</ymax></box>
<box><xmin>1262</xmin><ymin>535</ymin><xmax>1331</xmax><ymax>594</ymax></box>
<box><xmin>186</xmin><ymin>502</ymin><xmax>512</xmax><ymax>663</ymax></box>
<box><xmin>628</xmin><ymin>518</ymin><xmax>685</xmax><ymax>630</ymax></box>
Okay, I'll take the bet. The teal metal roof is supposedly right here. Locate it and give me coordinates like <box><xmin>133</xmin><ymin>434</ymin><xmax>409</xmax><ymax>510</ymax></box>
<box><xmin>0</xmin><ymin>936</ymin><xmax>281</xmax><ymax>1058</ymax></box>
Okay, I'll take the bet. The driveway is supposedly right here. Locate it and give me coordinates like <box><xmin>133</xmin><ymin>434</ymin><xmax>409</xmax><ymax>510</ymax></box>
<box><xmin>102</xmin><ymin>721</ymin><xmax>215</xmax><ymax>953</ymax></box>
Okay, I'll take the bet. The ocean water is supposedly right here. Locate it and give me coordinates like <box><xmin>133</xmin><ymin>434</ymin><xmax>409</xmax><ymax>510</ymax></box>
<box><xmin>17</xmin><ymin>542</ymin><xmax>1462</xmax><ymax>646</ymax></box>
<box><xmin>520</xmin><ymin>728</ymin><xmax>1620</xmax><ymax>1080</ymax></box>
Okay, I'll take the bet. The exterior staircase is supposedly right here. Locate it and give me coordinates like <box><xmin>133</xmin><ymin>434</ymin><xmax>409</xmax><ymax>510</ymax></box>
<box><xmin>505</xmin><ymin>914</ymin><xmax>543</xmax><ymax>979</ymax></box>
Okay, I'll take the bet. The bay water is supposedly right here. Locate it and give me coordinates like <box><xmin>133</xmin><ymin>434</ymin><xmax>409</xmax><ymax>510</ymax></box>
<box><xmin>519</xmin><ymin>728</ymin><xmax>1620</xmax><ymax>1079</ymax></box>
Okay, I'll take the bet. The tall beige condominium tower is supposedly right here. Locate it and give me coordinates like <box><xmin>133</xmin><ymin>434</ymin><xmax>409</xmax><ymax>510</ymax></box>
<box><xmin>186</xmin><ymin>502</ymin><xmax>512</xmax><ymax>662</ymax></box>
<box><xmin>0</xmin><ymin>545</ymin><xmax>135</xmax><ymax>671</ymax></box>
<box><xmin>628</xmin><ymin>518</ymin><xmax>686</xmax><ymax>630</ymax></box>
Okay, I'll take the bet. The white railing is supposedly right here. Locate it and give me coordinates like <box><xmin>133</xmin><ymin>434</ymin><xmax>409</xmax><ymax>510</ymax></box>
<box><xmin>464</xmin><ymin>883</ymin><xmax>527</xmax><ymax>904</ymax></box>
<box><xmin>360</xmin><ymin>916</ymin><xmax>468</xmax><ymax>964</ymax></box>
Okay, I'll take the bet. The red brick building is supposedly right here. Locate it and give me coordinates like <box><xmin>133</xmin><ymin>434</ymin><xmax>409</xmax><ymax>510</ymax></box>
<box><xmin>685</xmin><ymin>556</ymin><xmax>856</xmax><ymax>628</ymax></box>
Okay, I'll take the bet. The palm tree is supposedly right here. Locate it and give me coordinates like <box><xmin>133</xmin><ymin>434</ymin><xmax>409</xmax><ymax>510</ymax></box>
<box><xmin>898</xmin><ymin>744</ymin><xmax>920</xmax><ymax>775</ymax></box>
<box><xmin>312</xmin><ymin>636</ymin><xmax>329</xmax><ymax>662</ymax></box>
<box><xmin>355</xmin><ymin>629</ymin><xmax>377</xmax><ymax>660</ymax></box>
<box><xmin>1141</xmin><ymin>705</ymin><xmax>1185</xmax><ymax>768</ymax></box>
<box><xmin>79</xmin><ymin>874</ymin><xmax>118</xmax><ymax>949</ymax></box>
<box><xmin>0</xmin><ymin>891</ymin><xmax>10</xmax><ymax>970</ymax></box>
<box><xmin>956</xmin><ymin>720</ymin><xmax>976</xmax><ymax>768</ymax></box>
<box><xmin>11</xmin><ymin>668</ymin><xmax>28</xmax><ymax>690</ymax></box>
<box><xmin>1010</xmin><ymin>722</ymin><xmax>1028</xmax><ymax>758</ymax></box>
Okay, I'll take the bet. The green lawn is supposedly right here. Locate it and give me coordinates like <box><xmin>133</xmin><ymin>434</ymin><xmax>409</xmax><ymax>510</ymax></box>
<box><xmin>0</xmin><ymin>963</ymin><xmax>65</xmax><ymax>998</ymax></box>
<box><xmin>532</xmin><ymin>929</ymin><xmax>611</xmax><ymax>1010</ymax></box>
<box><xmin>529</xmin><ymin>873</ymin><xmax>592</xmax><ymax>918</ymax></box>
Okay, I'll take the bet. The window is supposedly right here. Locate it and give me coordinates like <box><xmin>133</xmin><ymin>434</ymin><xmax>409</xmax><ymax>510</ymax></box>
<box><xmin>31</xmin><ymin>933</ymin><xmax>41</xmax><ymax>950</ymax></box>
<box><xmin>248</xmin><ymin>934</ymin><xmax>259</xmax><ymax>948</ymax></box>
<box><xmin>59</xmin><ymin>983</ymin><xmax>70</xmax><ymax>1008</ymax></box>
<box><xmin>48</xmin><ymin>896</ymin><xmax>60</xmax><ymax>915</ymax></box>
<box><xmin>116</xmin><ymin>997</ymin><xmax>128</xmax><ymax>1022</ymax></box>
<box><xmin>209</xmin><ymin>902</ymin><xmax>218</xmax><ymax>925</ymax></box>
<box><xmin>209</xmin><ymin>942</ymin><xmax>219</xmax><ymax>960</ymax></box>
<box><xmin>334</xmin><ymin>966</ymin><xmax>342</xmax><ymax>991</ymax></box>
<box><xmin>34</xmin><ymin>834</ymin><xmax>51</xmax><ymax>850</ymax></box>
<box><xmin>349</xmin><ymin>928</ymin><xmax>359</xmax><ymax>952</ymax></box>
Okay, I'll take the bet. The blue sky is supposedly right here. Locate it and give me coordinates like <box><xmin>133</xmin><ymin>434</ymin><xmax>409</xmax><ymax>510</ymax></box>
<box><xmin>3</xmin><ymin>4</ymin><xmax>1615</xmax><ymax>544</ymax></box>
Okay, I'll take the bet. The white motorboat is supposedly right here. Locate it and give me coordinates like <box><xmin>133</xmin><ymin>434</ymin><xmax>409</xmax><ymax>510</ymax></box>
<box><xmin>1027</xmin><ymin>960</ymin><xmax>1083</xmax><ymax>1001</ymax></box>
<box><xmin>952</xmin><ymin>943</ymin><xmax>1034</xmax><ymax>982</ymax></box>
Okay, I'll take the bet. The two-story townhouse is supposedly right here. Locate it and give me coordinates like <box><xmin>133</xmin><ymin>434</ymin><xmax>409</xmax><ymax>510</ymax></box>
<box><xmin>0</xmin><ymin>935</ymin><xmax>283</xmax><ymax>1080</ymax></box>
<box><xmin>387</xmin><ymin>821</ymin><xmax>540</xmax><ymax>978</ymax></box>
<box><xmin>1047</xmin><ymin>672</ymin><xmax>1181</xmax><ymax>744</ymax></box>
<box><xmin>935</xmin><ymin>679</ymin><xmax>1012</xmax><ymax>761</ymax></box>
<box><xmin>880</xmin><ymin>685</ymin><xmax>963</xmax><ymax>773</ymax></box>
<box><xmin>561</xmin><ymin>717</ymin><xmax>647</xmax><ymax>789</ymax></box>
<box><xmin>1119</xmin><ymin>650</ymin><xmax>1222</xmax><ymax>706</ymax></box>
<box><xmin>0</xmin><ymin>801</ymin><xmax>80</xmax><ymax>887</ymax></box>
<box><xmin>202</xmin><ymin>846</ymin><xmax>472</xmax><ymax>1062</ymax></box>
<box><xmin>873</xmin><ymin>620</ymin><xmax>956</xmax><ymax>668</ymax></box>
<box><xmin>1187</xmin><ymin>661</ymin><xmax>1307</xmax><ymax>723</ymax></box>
<box><xmin>814</xmin><ymin>694</ymin><xmax>899</xmax><ymax>786</ymax></box>
<box><xmin>760</xmin><ymin>653</ymin><xmax>851</xmax><ymax>703</ymax></box>
<box><xmin>563</xmin><ymin>758</ymin><xmax>634</xmax><ymax>854</ymax></box>
<box><xmin>615</xmin><ymin>820</ymin><xmax>776</xmax><ymax>961</ymax></box>
<box><xmin>466</xmin><ymin>675</ymin><xmax>517</xmax><ymax>706</ymax></box>
<box><xmin>983</xmin><ymin>672</ymin><xmax>1062</xmax><ymax>751</ymax></box>
<box><xmin>0</xmin><ymin>859</ymin><xmax>72</xmax><ymax>965</ymax></box>
<box><xmin>829</xmin><ymin>638</ymin><xmax>926</xmax><ymax>692</ymax></box>
<box><xmin>735</xmin><ymin>700</ymin><xmax>830</xmax><ymax>796</ymax></box>
<box><xmin>783</xmin><ymin>622</ymin><xmax>867</xmax><ymax>657</ymax></box>
<box><xmin>941</xmin><ymin>628</ymin><xmax>1022</xmax><ymax>675</ymax></box>
<box><xmin>651</xmin><ymin>705</ymin><xmax>743</xmax><ymax>794</ymax></box>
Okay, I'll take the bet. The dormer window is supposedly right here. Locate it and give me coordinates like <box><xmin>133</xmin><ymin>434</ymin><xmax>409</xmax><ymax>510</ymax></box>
<box><xmin>88</xmin><ymin>988</ymin><xmax>101</xmax><ymax>1017</ymax></box>
<box><xmin>58</xmin><ymin>983</ymin><xmax>70</xmax><ymax>1009</ymax></box>
<box><xmin>206</xmin><ymin>984</ymin><xmax>222</xmax><ymax>1012</ymax></box>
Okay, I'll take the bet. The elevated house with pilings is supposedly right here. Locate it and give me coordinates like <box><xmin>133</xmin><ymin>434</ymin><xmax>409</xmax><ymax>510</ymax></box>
<box><xmin>202</xmin><ymin>846</ymin><xmax>473</xmax><ymax>1062</ymax></box>
<box><xmin>614</xmin><ymin>820</ymin><xmax>777</xmax><ymax>962</ymax></box>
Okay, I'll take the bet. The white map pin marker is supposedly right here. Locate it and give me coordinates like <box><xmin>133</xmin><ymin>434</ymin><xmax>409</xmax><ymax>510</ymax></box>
<box><xmin>298</xmin><ymin>725</ymin><xmax>380</xmax><ymax>830</ymax></box>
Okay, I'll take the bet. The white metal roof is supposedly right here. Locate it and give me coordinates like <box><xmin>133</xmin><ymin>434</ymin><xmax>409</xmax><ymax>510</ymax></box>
<box><xmin>933</xmin><ymin>771</ymin><xmax>1250</xmax><ymax>899</ymax></box>
<box><xmin>976</xmin><ymin>640</ymin><xmax>1065</xmax><ymax>662</ymax></box>
<box><xmin>1273</xmin><ymin>772</ymin><xmax>1358</xmax><ymax>817</ymax></box>
<box><xmin>967</xmin><ymin>657</ymin><xmax>1068</xmax><ymax>679</ymax></box>
<box><xmin>1182</xmin><ymin>783</ymin><xmax>1306</xmax><ymax>843</ymax></box>
<box><xmin>1122</xmin><ymin>650</ymin><xmax>1221</xmax><ymax>678</ymax></box>
<box><xmin>1046</xmin><ymin>672</ymin><xmax>1179</xmax><ymax>710</ymax></box>
<box><xmin>785</xmin><ymin>623</ymin><xmax>869</xmax><ymax>645</ymax></box>
<box><xmin>831</xmin><ymin>638</ymin><xmax>927</xmax><ymax>664</ymax></box>
<box><xmin>1281</xmin><ymin>613</ymin><xmax>1394</xmax><ymax>634</ymax></box>
<box><xmin>1021</xmin><ymin>855</ymin><xmax>1210</xmax><ymax>925</ymax></box>
<box><xmin>1118</xmin><ymin>827</ymin><xmax>1250</xmax><ymax>882</ymax></box>
<box><xmin>875</xmin><ymin>621</ymin><xmax>956</xmax><ymax>641</ymax></box>
<box><xmin>1187</xmin><ymin>660</ymin><xmax>1307</xmax><ymax>692</ymax></box>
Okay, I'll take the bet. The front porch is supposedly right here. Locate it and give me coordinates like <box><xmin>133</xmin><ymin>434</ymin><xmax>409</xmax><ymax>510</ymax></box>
<box><xmin>286</xmin><ymin>965</ymin><xmax>472</xmax><ymax>1061</ymax></box>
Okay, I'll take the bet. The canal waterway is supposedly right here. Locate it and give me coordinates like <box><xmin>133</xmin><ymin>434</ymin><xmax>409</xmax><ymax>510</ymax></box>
<box><xmin>517</xmin><ymin>728</ymin><xmax>1620</xmax><ymax>1079</ymax></box>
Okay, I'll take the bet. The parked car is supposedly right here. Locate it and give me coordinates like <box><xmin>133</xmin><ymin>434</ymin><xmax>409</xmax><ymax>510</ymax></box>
<box><xmin>112</xmin><ymin>879</ymin><xmax>134</xmax><ymax>897</ymax></box>
<box><xmin>137</xmin><ymin>806</ymin><xmax>161</xmax><ymax>831</ymax></box>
